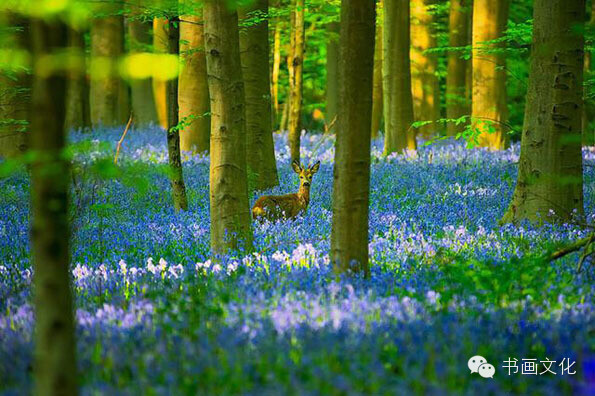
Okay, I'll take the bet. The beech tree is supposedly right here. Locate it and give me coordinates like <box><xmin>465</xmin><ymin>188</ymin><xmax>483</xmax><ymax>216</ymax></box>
<box><xmin>288</xmin><ymin>0</ymin><xmax>305</xmax><ymax>162</ymax></box>
<box><xmin>325</xmin><ymin>21</ymin><xmax>339</xmax><ymax>130</ymax></box>
<box><xmin>29</xmin><ymin>16</ymin><xmax>77</xmax><ymax>394</ymax></box>
<box><xmin>471</xmin><ymin>0</ymin><xmax>509</xmax><ymax>150</ymax></box>
<box><xmin>410</xmin><ymin>0</ymin><xmax>440</xmax><ymax>139</ymax></box>
<box><xmin>383</xmin><ymin>0</ymin><xmax>416</xmax><ymax>154</ymax></box>
<box><xmin>239</xmin><ymin>0</ymin><xmax>279</xmax><ymax>190</ymax></box>
<box><xmin>165</xmin><ymin>16</ymin><xmax>188</xmax><ymax>212</ymax></box>
<box><xmin>446</xmin><ymin>0</ymin><xmax>471</xmax><ymax>136</ymax></box>
<box><xmin>370</xmin><ymin>0</ymin><xmax>383</xmax><ymax>139</ymax></box>
<box><xmin>331</xmin><ymin>0</ymin><xmax>375</xmax><ymax>277</ymax></box>
<box><xmin>204</xmin><ymin>0</ymin><xmax>253</xmax><ymax>255</ymax></box>
<box><xmin>64</xmin><ymin>26</ymin><xmax>90</xmax><ymax>131</ymax></box>
<box><xmin>501</xmin><ymin>0</ymin><xmax>585</xmax><ymax>224</ymax></box>
<box><xmin>153</xmin><ymin>18</ymin><xmax>169</xmax><ymax>130</ymax></box>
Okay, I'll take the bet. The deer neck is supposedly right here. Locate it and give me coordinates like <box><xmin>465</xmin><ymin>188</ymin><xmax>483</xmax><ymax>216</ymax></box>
<box><xmin>297</xmin><ymin>184</ymin><xmax>310</xmax><ymax>207</ymax></box>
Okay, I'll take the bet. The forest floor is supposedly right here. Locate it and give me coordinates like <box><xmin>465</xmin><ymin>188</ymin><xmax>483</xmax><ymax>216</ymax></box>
<box><xmin>0</xmin><ymin>128</ymin><xmax>594</xmax><ymax>394</ymax></box>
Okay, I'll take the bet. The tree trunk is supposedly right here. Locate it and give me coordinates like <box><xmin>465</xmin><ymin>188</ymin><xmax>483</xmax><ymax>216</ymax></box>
<box><xmin>501</xmin><ymin>0</ymin><xmax>585</xmax><ymax>224</ymax></box>
<box><xmin>29</xmin><ymin>17</ymin><xmax>77</xmax><ymax>395</ymax></box>
<box><xmin>153</xmin><ymin>18</ymin><xmax>169</xmax><ymax>130</ymax></box>
<box><xmin>0</xmin><ymin>14</ymin><xmax>29</xmax><ymax>158</ymax></box>
<box><xmin>410</xmin><ymin>0</ymin><xmax>440</xmax><ymax>139</ymax></box>
<box><xmin>331</xmin><ymin>0</ymin><xmax>375</xmax><ymax>277</ymax></box>
<box><xmin>65</xmin><ymin>26</ymin><xmax>90</xmax><ymax>131</ymax></box>
<box><xmin>90</xmin><ymin>9</ymin><xmax>126</xmax><ymax>127</ymax></box>
<box><xmin>204</xmin><ymin>0</ymin><xmax>253</xmax><ymax>255</ymax></box>
<box><xmin>288</xmin><ymin>0</ymin><xmax>305</xmax><ymax>163</ymax></box>
<box><xmin>326</xmin><ymin>21</ymin><xmax>339</xmax><ymax>129</ymax></box>
<box><xmin>179</xmin><ymin>14</ymin><xmax>210</xmax><ymax>153</ymax></box>
<box><xmin>128</xmin><ymin>6</ymin><xmax>158</xmax><ymax>126</ymax></box>
<box><xmin>583</xmin><ymin>1</ymin><xmax>595</xmax><ymax>145</ymax></box>
<box><xmin>165</xmin><ymin>18</ymin><xmax>189</xmax><ymax>212</ymax></box>
<box><xmin>383</xmin><ymin>0</ymin><xmax>416</xmax><ymax>154</ymax></box>
<box><xmin>371</xmin><ymin>1</ymin><xmax>383</xmax><ymax>139</ymax></box>
<box><xmin>446</xmin><ymin>0</ymin><xmax>471</xmax><ymax>136</ymax></box>
<box><xmin>271</xmin><ymin>5</ymin><xmax>282</xmax><ymax>121</ymax></box>
<box><xmin>471</xmin><ymin>0</ymin><xmax>509</xmax><ymax>150</ymax></box>
<box><xmin>239</xmin><ymin>0</ymin><xmax>279</xmax><ymax>190</ymax></box>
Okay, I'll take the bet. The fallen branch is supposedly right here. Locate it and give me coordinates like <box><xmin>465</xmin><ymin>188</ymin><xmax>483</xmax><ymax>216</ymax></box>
<box><xmin>548</xmin><ymin>233</ymin><xmax>594</xmax><ymax>262</ymax></box>
<box><xmin>114</xmin><ymin>113</ymin><xmax>134</xmax><ymax>165</ymax></box>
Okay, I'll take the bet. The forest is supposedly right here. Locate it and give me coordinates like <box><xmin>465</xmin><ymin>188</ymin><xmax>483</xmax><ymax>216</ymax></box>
<box><xmin>0</xmin><ymin>0</ymin><xmax>594</xmax><ymax>394</ymax></box>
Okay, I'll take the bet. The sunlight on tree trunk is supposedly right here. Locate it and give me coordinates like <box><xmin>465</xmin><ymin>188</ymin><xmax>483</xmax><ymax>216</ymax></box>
<box><xmin>446</xmin><ymin>0</ymin><xmax>471</xmax><ymax>136</ymax></box>
<box><xmin>332</xmin><ymin>0</ymin><xmax>375</xmax><ymax>278</ymax></box>
<box><xmin>29</xmin><ymin>17</ymin><xmax>77</xmax><ymax>395</ymax></box>
<box><xmin>90</xmin><ymin>7</ymin><xmax>126</xmax><ymax>127</ymax></box>
<box><xmin>326</xmin><ymin>21</ymin><xmax>339</xmax><ymax>131</ymax></box>
<box><xmin>383</xmin><ymin>0</ymin><xmax>416</xmax><ymax>154</ymax></box>
<box><xmin>179</xmin><ymin>13</ymin><xmax>210</xmax><ymax>153</ymax></box>
<box><xmin>410</xmin><ymin>0</ymin><xmax>440</xmax><ymax>140</ymax></box>
<box><xmin>288</xmin><ymin>0</ymin><xmax>305</xmax><ymax>163</ymax></box>
<box><xmin>204</xmin><ymin>0</ymin><xmax>253</xmax><ymax>256</ymax></box>
<box><xmin>153</xmin><ymin>18</ymin><xmax>169</xmax><ymax>130</ymax></box>
<box><xmin>471</xmin><ymin>0</ymin><xmax>509</xmax><ymax>150</ymax></box>
<box><xmin>371</xmin><ymin>1</ymin><xmax>383</xmax><ymax>140</ymax></box>
<box><xmin>239</xmin><ymin>0</ymin><xmax>279</xmax><ymax>191</ymax></box>
<box><xmin>501</xmin><ymin>0</ymin><xmax>584</xmax><ymax>224</ymax></box>
<box><xmin>271</xmin><ymin>8</ymin><xmax>282</xmax><ymax>123</ymax></box>
<box><xmin>128</xmin><ymin>4</ymin><xmax>158</xmax><ymax>126</ymax></box>
<box><xmin>165</xmin><ymin>17</ymin><xmax>188</xmax><ymax>212</ymax></box>
<box><xmin>0</xmin><ymin>14</ymin><xmax>29</xmax><ymax>158</ymax></box>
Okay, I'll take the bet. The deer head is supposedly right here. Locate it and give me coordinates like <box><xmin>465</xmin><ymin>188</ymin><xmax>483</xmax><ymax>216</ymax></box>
<box><xmin>292</xmin><ymin>160</ymin><xmax>320</xmax><ymax>189</ymax></box>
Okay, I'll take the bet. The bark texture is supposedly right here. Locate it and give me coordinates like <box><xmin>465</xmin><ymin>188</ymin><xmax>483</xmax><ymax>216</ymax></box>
<box><xmin>128</xmin><ymin>7</ymin><xmax>158</xmax><ymax>126</ymax></box>
<box><xmin>410</xmin><ymin>0</ymin><xmax>440</xmax><ymax>139</ymax></box>
<box><xmin>204</xmin><ymin>0</ymin><xmax>253</xmax><ymax>255</ymax></box>
<box><xmin>288</xmin><ymin>0</ymin><xmax>305</xmax><ymax>162</ymax></box>
<box><xmin>326</xmin><ymin>21</ymin><xmax>340</xmax><ymax>129</ymax></box>
<box><xmin>471</xmin><ymin>0</ymin><xmax>509</xmax><ymax>149</ymax></box>
<box><xmin>239</xmin><ymin>0</ymin><xmax>279</xmax><ymax>190</ymax></box>
<box><xmin>0</xmin><ymin>15</ymin><xmax>29</xmax><ymax>158</ymax></box>
<box><xmin>65</xmin><ymin>26</ymin><xmax>90</xmax><ymax>131</ymax></box>
<box><xmin>501</xmin><ymin>0</ymin><xmax>585</xmax><ymax>224</ymax></box>
<box><xmin>90</xmin><ymin>10</ymin><xmax>127</xmax><ymax>127</ymax></box>
<box><xmin>166</xmin><ymin>18</ymin><xmax>189</xmax><ymax>212</ymax></box>
<box><xmin>179</xmin><ymin>14</ymin><xmax>210</xmax><ymax>153</ymax></box>
<box><xmin>371</xmin><ymin>1</ymin><xmax>383</xmax><ymax>139</ymax></box>
<box><xmin>153</xmin><ymin>18</ymin><xmax>169</xmax><ymax>129</ymax></box>
<box><xmin>383</xmin><ymin>0</ymin><xmax>416</xmax><ymax>154</ymax></box>
<box><xmin>446</xmin><ymin>0</ymin><xmax>471</xmax><ymax>136</ymax></box>
<box><xmin>29</xmin><ymin>17</ymin><xmax>77</xmax><ymax>396</ymax></box>
<box><xmin>331</xmin><ymin>0</ymin><xmax>375</xmax><ymax>277</ymax></box>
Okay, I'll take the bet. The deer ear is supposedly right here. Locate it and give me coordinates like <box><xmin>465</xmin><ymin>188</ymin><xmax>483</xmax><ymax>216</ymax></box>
<box><xmin>291</xmin><ymin>160</ymin><xmax>302</xmax><ymax>173</ymax></box>
<box><xmin>310</xmin><ymin>161</ymin><xmax>320</xmax><ymax>174</ymax></box>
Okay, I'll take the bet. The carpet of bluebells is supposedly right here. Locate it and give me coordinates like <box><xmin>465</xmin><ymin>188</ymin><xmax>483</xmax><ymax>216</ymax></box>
<box><xmin>1</xmin><ymin>126</ymin><xmax>595</xmax><ymax>395</ymax></box>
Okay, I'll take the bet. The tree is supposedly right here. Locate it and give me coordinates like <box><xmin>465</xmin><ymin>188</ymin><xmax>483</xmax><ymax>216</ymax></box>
<box><xmin>370</xmin><ymin>0</ymin><xmax>383</xmax><ymax>139</ymax></box>
<box><xmin>446</xmin><ymin>0</ymin><xmax>471</xmax><ymax>136</ymax></box>
<box><xmin>204</xmin><ymin>0</ymin><xmax>253</xmax><ymax>255</ymax></box>
<box><xmin>239</xmin><ymin>0</ymin><xmax>279</xmax><ymax>190</ymax></box>
<box><xmin>383</xmin><ymin>0</ymin><xmax>416</xmax><ymax>154</ymax></box>
<box><xmin>331</xmin><ymin>0</ymin><xmax>375</xmax><ymax>277</ymax></box>
<box><xmin>165</xmin><ymin>16</ymin><xmax>188</xmax><ymax>212</ymax></box>
<box><xmin>128</xmin><ymin>2</ymin><xmax>158</xmax><ymax>126</ymax></box>
<box><xmin>288</xmin><ymin>0</ymin><xmax>305</xmax><ymax>162</ymax></box>
<box><xmin>179</xmin><ymin>11</ymin><xmax>210</xmax><ymax>153</ymax></box>
<box><xmin>29</xmin><ymin>16</ymin><xmax>77</xmax><ymax>395</ymax></box>
<box><xmin>325</xmin><ymin>21</ymin><xmax>339</xmax><ymax>130</ymax></box>
<box><xmin>271</xmin><ymin>8</ymin><xmax>282</xmax><ymax>122</ymax></box>
<box><xmin>90</xmin><ymin>5</ymin><xmax>128</xmax><ymax>127</ymax></box>
<box><xmin>471</xmin><ymin>0</ymin><xmax>509</xmax><ymax>150</ymax></box>
<box><xmin>501</xmin><ymin>0</ymin><xmax>585</xmax><ymax>224</ymax></box>
<box><xmin>153</xmin><ymin>17</ymin><xmax>169</xmax><ymax>129</ymax></box>
<box><xmin>410</xmin><ymin>0</ymin><xmax>440</xmax><ymax>139</ymax></box>
<box><xmin>0</xmin><ymin>14</ymin><xmax>29</xmax><ymax>158</ymax></box>
<box><xmin>64</xmin><ymin>26</ymin><xmax>90</xmax><ymax>131</ymax></box>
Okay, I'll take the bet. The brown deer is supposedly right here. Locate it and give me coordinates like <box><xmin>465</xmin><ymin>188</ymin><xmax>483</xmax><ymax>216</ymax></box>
<box><xmin>252</xmin><ymin>160</ymin><xmax>320</xmax><ymax>221</ymax></box>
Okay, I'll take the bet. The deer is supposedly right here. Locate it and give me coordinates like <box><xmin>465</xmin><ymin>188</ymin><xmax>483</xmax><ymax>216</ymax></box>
<box><xmin>252</xmin><ymin>160</ymin><xmax>320</xmax><ymax>221</ymax></box>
